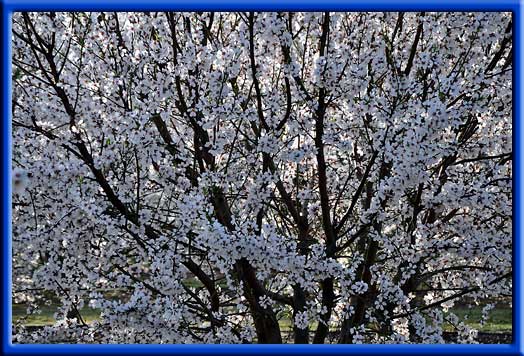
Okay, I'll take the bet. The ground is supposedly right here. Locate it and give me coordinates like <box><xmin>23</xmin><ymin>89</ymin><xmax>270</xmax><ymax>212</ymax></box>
<box><xmin>13</xmin><ymin>302</ymin><xmax>512</xmax><ymax>333</ymax></box>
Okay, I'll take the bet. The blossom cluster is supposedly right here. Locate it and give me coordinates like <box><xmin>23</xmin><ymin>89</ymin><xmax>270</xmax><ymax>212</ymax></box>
<box><xmin>12</xmin><ymin>11</ymin><xmax>511</xmax><ymax>344</ymax></box>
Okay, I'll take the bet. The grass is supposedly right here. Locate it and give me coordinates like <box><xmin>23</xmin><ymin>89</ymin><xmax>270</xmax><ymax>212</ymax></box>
<box><xmin>443</xmin><ymin>305</ymin><xmax>512</xmax><ymax>333</ymax></box>
<box><xmin>12</xmin><ymin>304</ymin><xmax>101</xmax><ymax>326</ymax></box>
<box><xmin>13</xmin><ymin>302</ymin><xmax>512</xmax><ymax>333</ymax></box>
<box><xmin>12</xmin><ymin>278</ymin><xmax>223</xmax><ymax>327</ymax></box>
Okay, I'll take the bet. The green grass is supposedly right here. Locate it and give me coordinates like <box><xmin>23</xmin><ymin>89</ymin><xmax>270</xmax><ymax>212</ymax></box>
<box><xmin>13</xmin><ymin>300</ymin><xmax>512</xmax><ymax>333</ymax></box>
<box><xmin>12</xmin><ymin>279</ymin><xmax>226</xmax><ymax>327</ymax></box>
<box><xmin>12</xmin><ymin>304</ymin><xmax>101</xmax><ymax>326</ymax></box>
<box><xmin>442</xmin><ymin>305</ymin><xmax>512</xmax><ymax>333</ymax></box>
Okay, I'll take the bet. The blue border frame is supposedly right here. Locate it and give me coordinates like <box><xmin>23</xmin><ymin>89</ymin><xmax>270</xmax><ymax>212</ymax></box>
<box><xmin>1</xmin><ymin>1</ymin><xmax>522</xmax><ymax>355</ymax></box>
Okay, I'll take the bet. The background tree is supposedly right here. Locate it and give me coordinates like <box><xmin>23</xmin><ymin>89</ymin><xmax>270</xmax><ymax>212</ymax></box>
<box><xmin>12</xmin><ymin>11</ymin><xmax>512</xmax><ymax>343</ymax></box>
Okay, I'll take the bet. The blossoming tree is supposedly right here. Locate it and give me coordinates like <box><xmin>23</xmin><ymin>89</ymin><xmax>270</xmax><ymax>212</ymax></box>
<box><xmin>12</xmin><ymin>11</ymin><xmax>512</xmax><ymax>343</ymax></box>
